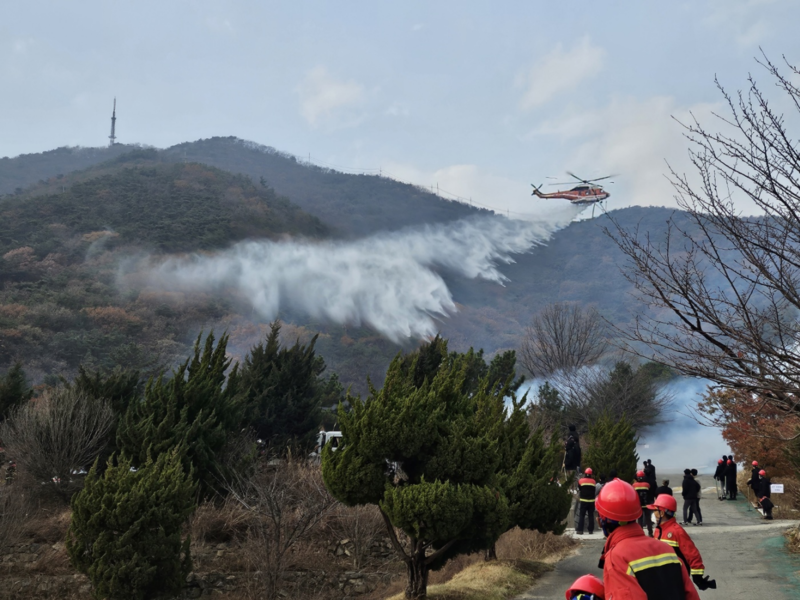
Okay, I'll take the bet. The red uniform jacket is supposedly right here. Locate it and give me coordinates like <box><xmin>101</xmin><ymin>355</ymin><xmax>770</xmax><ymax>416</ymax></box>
<box><xmin>655</xmin><ymin>517</ymin><xmax>705</xmax><ymax>576</ymax></box>
<box><xmin>600</xmin><ymin>524</ymin><xmax>701</xmax><ymax>600</ymax></box>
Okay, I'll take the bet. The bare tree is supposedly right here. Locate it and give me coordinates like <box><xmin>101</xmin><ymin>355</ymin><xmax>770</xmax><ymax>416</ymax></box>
<box><xmin>520</xmin><ymin>302</ymin><xmax>609</xmax><ymax>377</ymax></box>
<box><xmin>1</xmin><ymin>387</ymin><xmax>114</xmax><ymax>500</ymax></box>
<box><xmin>552</xmin><ymin>362</ymin><xmax>672</xmax><ymax>433</ymax></box>
<box><xmin>226</xmin><ymin>459</ymin><xmax>337</xmax><ymax>600</ymax></box>
<box><xmin>605</xmin><ymin>55</ymin><xmax>800</xmax><ymax>435</ymax></box>
<box><xmin>327</xmin><ymin>503</ymin><xmax>387</xmax><ymax>570</ymax></box>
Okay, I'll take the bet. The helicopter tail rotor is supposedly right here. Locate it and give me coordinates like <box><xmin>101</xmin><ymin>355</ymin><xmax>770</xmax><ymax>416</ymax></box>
<box><xmin>531</xmin><ymin>183</ymin><xmax>545</xmax><ymax>198</ymax></box>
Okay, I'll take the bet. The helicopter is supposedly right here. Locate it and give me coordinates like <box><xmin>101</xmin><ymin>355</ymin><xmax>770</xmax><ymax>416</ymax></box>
<box><xmin>531</xmin><ymin>172</ymin><xmax>616</xmax><ymax>214</ymax></box>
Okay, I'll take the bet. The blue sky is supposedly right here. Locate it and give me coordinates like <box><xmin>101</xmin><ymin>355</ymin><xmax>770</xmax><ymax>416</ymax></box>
<box><xmin>2</xmin><ymin>1</ymin><xmax>798</xmax><ymax>215</ymax></box>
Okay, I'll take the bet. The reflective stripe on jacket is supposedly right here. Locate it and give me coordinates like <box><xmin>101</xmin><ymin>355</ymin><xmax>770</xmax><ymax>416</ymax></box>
<box><xmin>579</xmin><ymin>477</ymin><xmax>596</xmax><ymax>502</ymax></box>
<box><xmin>655</xmin><ymin>517</ymin><xmax>705</xmax><ymax>577</ymax></box>
<box><xmin>601</xmin><ymin>524</ymin><xmax>701</xmax><ymax>600</ymax></box>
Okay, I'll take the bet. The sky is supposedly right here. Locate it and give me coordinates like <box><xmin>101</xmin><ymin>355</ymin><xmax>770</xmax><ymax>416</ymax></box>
<box><xmin>3</xmin><ymin>1</ymin><xmax>799</xmax><ymax>216</ymax></box>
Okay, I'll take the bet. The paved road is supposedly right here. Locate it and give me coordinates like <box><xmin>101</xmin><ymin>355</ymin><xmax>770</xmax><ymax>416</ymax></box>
<box><xmin>517</xmin><ymin>475</ymin><xmax>800</xmax><ymax>599</ymax></box>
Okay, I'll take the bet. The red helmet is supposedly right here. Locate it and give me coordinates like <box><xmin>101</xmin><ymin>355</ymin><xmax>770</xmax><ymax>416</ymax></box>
<box><xmin>647</xmin><ymin>493</ymin><xmax>678</xmax><ymax>513</ymax></box>
<box><xmin>636</xmin><ymin>470</ymin><xmax>645</xmax><ymax>478</ymax></box>
<box><xmin>596</xmin><ymin>479</ymin><xmax>642</xmax><ymax>522</ymax></box>
<box><xmin>727</xmin><ymin>460</ymin><xmax>732</xmax><ymax>464</ymax></box>
<box><xmin>718</xmin><ymin>459</ymin><xmax>723</xmax><ymax>464</ymax></box>
<box><xmin>759</xmin><ymin>469</ymin><xmax>766</xmax><ymax>476</ymax></box>
<box><xmin>584</xmin><ymin>468</ymin><xmax>593</xmax><ymax>476</ymax></box>
<box><xmin>565</xmin><ymin>574</ymin><xmax>605</xmax><ymax>600</ymax></box>
<box><xmin>752</xmin><ymin>461</ymin><xmax>758</xmax><ymax>466</ymax></box>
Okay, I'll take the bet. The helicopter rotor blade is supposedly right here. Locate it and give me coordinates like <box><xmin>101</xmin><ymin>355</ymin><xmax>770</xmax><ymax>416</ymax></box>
<box><xmin>584</xmin><ymin>174</ymin><xmax>619</xmax><ymax>183</ymax></box>
<box><xmin>566</xmin><ymin>171</ymin><xmax>587</xmax><ymax>183</ymax></box>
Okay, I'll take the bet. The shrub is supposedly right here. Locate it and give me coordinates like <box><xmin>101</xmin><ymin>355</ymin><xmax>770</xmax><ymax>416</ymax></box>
<box><xmin>66</xmin><ymin>450</ymin><xmax>196</xmax><ymax>600</ymax></box>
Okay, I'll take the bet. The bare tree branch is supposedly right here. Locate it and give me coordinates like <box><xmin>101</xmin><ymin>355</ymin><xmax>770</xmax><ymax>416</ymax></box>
<box><xmin>520</xmin><ymin>303</ymin><xmax>609</xmax><ymax>377</ymax></box>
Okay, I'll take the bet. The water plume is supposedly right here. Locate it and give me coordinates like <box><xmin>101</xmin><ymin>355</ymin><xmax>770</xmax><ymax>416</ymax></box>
<box><xmin>143</xmin><ymin>211</ymin><xmax>580</xmax><ymax>341</ymax></box>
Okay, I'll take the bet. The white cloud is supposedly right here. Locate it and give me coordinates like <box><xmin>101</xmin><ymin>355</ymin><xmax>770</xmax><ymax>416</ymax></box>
<box><xmin>517</xmin><ymin>37</ymin><xmax>605</xmax><ymax>111</ymax></box>
<box><xmin>704</xmin><ymin>0</ymin><xmax>783</xmax><ymax>47</ymax></box>
<box><xmin>296</xmin><ymin>66</ymin><xmax>365</xmax><ymax>128</ymax></box>
<box><xmin>531</xmin><ymin>96</ymin><xmax>742</xmax><ymax>212</ymax></box>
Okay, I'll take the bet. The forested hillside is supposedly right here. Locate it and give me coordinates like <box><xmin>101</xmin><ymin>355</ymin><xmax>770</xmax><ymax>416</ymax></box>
<box><xmin>0</xmin><ymin>141</ymin><xmax>691</xmax><ymax>393</ymax></box>
<box><xmin>0</xmin><ymin>154</ymin><xmax>356</xmax><ymax>384</ymax></box>
<box><xmin>1</xmin><ymin>138</ymin><xmax>488</xmax><ymax>237</ymax></box>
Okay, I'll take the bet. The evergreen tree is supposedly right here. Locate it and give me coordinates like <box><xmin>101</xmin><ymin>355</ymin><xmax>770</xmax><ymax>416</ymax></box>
<box><xmin>322</xmin><ymin>339</ymin><xmax>553</xmax><ymax>600</ymax></box>
<box><xmin>582</xmin><ymin>412</ymin><xmax>639</xmax><ymax>483</ymax></box>
<box><xmin>116</xmin><ymin>332</ymin><xmax>244</xmax><ymax>496</ymax></box>
<box><xmin>66</xmin><ymin>449</ymin><xmax>196</xmax><ymax>600</ymax></box>
<box><xmin>485</xmin><ymin>395</ymin><xmax>571</xmax><ymax>560</ymax></box>
<box><xmin>241</xmin><ymin>321</ymin><xmax>343</xmax><ymax>454</ymax></box>
<box><xmin>0</xmin><ymin>363</ymin><xmax>33</xmax><ymax>422</ymax></box>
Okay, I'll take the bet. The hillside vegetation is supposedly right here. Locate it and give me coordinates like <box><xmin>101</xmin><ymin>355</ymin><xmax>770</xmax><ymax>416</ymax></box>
<box><xmin>0</xmin><ymin>154</ymin><xmax>346</xmax><ymax>382</ymax></box>
<box><xmin>0</xmin><ymin>141</ymin><xmax>693</xmax><ymax>392</ymax></box>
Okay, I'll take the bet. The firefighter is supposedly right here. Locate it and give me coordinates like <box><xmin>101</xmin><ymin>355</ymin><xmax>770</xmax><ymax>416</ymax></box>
<box><xmin>757</xmin><ymin>469</ymin><xmax>773</xmax><ymax>520</ymax></box>
<box><xmin>649</xmin><ymin>494</ymin><xmax>717</xmax><ymax>591</ymax></box>
<box><xmin>595</xmin><ymin>479</ymin><xmax>700</xmax><ymax>600</ymax></box>
<box><xmin>725</xmin><ymin>458</ymin><xmax>738</xmax><ymax>500</ymax></box>
<box><xmin>577</xmin><ymin>467</ymin><xmax>596</xmax><ymax>535</ymax></box>
<box><xmin>633</xmin><ymin>470</ymin><xmax>653</xmax><ymax>536</ymax></box>
<box><xmin>565</xmin><ymin>574</ymin><xmax>605</xmax><ymax>600</ymax></box>
<box><xmin>713</xmin><ymin>459</ymin><xmax>725</xmax><ymax>500</ymax></box>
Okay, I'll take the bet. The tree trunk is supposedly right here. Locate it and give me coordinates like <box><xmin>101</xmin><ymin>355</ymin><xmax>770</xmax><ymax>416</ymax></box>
<box><xmin>405</xmin><ymin>545</ymin><xmax>429</xmax><ymax>599</ymax></box>
<box><xmin>484</xmin><ymin>543</ymin><xmax>498</xmax><ymax>561</ymax></box>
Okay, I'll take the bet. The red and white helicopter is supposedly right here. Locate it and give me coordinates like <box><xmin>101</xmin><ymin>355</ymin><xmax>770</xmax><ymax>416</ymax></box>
<box><xmin>531</xmin><ymin>172</ymin><xmax>615</xmax><ymax>214</ymax></box>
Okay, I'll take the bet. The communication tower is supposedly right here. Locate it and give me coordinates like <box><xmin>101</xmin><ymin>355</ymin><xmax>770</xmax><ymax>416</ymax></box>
<box><xmin>109</xmin><ymin>98</ymin><xmax>117</xmax><ymax>146</ymax></box>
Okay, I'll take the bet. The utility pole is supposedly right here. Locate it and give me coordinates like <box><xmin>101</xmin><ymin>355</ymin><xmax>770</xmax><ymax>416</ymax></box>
<box><xmin>108</xmin><ymin>98</ymin><xmax>117</xmax><ymax>147</ymax></box>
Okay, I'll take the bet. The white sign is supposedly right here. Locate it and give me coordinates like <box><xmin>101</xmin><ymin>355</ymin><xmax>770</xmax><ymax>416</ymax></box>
<box><xmin>771</xmin><ymin>484</ymin><xmax>784</xmax><ymax>494</ymax></box>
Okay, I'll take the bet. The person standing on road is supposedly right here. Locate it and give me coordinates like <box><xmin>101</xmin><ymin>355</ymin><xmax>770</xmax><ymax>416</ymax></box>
<box><xmin>596</xmin><ymin>480</ymin><xmax>701</xmax><ymax>600</ymax></box>
<box><xmin>725</xmin><ymin>458</ymin><xmax>738</xmax><ymax>500</ymax></box>
<box><xmin>713</xmin><ymin>459</ymin><xmax>725</xmax><ymax>500</ymax></box>
<box><xmin>644</xmin><ymin>459</ymin><xmax>657</xmax><ymax>492</ymax></box>
<box><xmin>681</xmin><ymin>469</ymin><xmax>697</xmax><ymax>525</ymax></box>
<box><xmin>657</xmin><ymin>479</ymin><xmax>673</xmax><ymax>497</ymax></box>
<box><xmin>650</xmin><ymin>494</ymin><xmax>717</xmax><ymax>591</ymax></box>
<box><xmin>633</xmin><ymin>470</ymin><xmax>654</xmax><ymax>536</ymax></box>
<box><xmin>577</xmin><ymin>468</ymin><xmax>597</xmax><ymax>535</ymax></box>
<box><xmin>757</xmin><ymin>469</ymin><xmax>773</xmax><ymax>520</ymax></box>
<box><xmin>690</xmin><ymin>469</ymin><xmax>702</xmax><ymax>526</ymax></box>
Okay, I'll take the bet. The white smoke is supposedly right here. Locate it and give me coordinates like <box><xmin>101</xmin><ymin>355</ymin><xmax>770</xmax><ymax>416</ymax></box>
<box><xmin>637</xmin><ymin>378</ymin><xmax>731</xmax><ymax>475</ymax></box>
<box><xmin>142</xmin><ymin>211</ymin><xmax>580</xmax><ymax>341</ymax></box>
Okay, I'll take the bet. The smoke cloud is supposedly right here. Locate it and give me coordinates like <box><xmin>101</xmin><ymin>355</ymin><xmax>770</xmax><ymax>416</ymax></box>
<box><xmin>636</xmin><ymin>378</ymin><xmax>731</xmax><ymax>475</ymax></box>
<box><xmin>142</xmin><ymin>211</ymin><xmax>581</xmax><ymax>341</ymax></box>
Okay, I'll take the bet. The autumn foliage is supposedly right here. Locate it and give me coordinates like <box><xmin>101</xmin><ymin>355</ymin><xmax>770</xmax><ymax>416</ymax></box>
<box><xmin>701</xmin><ymin>388</ymin><xmax>800</xmax><ymax>477</ymax></box>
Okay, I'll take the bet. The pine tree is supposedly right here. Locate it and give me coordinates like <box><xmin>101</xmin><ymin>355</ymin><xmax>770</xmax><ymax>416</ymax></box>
<box><xmin>0</xmin><ymin>363</ymin><xmax>33</xmax><ymax>422</ymax></box>
<box><xmin>116</xmin><ymin>332</ymin><xmax>244</xmax><ymax>496</ymax></box>
<box><xmin>241</xmin><ymin>321</ymin><xmax>342</xmax><ymax>454</ymax></box>
<box><xmin>322</xmin><ymin>339</ymin><xmax>554</xmax><ymax>600</ymax></box>
<box><xmin>485</xmin><ymin>396</ymin><xmax>571</xmax><ymax>560</ymax></box>
<box><xmin>66</xmin><ymin>450</ymin><xmax>196</xmax><ymax>600</ymax></box>
<box><xmin>583</xmin><ymin>412</ymin><xmax>639</xmax><ymax>482</ymax></box>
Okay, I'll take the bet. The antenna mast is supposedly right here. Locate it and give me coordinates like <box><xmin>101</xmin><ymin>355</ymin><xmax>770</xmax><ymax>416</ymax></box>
<box><xmin>108</xmin><ymin>98</ymin><xmax>117</xmax><ymax>146</ymax></box>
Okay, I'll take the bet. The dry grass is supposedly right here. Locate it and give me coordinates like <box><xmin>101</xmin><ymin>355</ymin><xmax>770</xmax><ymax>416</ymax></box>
<box><xmin>496</xmin><ymin>528</ymin><xmax>578</xmax><ymax>563</ymax></box>
<box><xmin>386</xmin><ymin>560</ymin><xmax>552</xmax><ymax>600</ymax></box>
<box><xmin>381</xmin><ymin>529</ymin><xmax>575</xmax><ymax>600</ymax></box>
